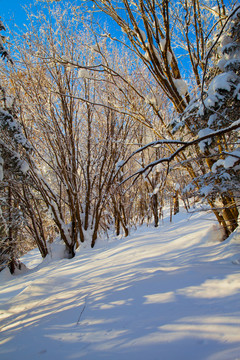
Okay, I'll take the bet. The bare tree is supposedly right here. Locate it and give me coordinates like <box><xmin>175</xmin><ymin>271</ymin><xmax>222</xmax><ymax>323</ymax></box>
<box><xmin>84</xmin><ymin>0</ymin><xmax>240</xmax><ymax>237</ymax></box>
<box><xmin>8</xmin><ymin>7</ymin><xmax>142</xmax><ymax>252</ymax></box>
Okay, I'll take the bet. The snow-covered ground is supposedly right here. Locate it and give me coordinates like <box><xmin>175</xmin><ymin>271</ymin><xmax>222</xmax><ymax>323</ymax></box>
<box><xmin>1</xmin><ymin>208</ymin><xmax>240</xmax><ymax>360</ymax></box>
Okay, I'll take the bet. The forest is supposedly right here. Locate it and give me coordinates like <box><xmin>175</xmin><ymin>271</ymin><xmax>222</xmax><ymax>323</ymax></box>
<box><xmin>0</xmin><ymin>0</ymin><xmax>240</xmax><ymax>274</ymax></box>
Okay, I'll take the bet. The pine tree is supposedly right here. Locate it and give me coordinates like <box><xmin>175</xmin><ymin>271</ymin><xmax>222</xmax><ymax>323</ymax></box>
<box><xmin>0</xmin><ymin>20</ymin><xmax>32</xmax><ymax>273</ymax></box>
<box><xmin>172</xmin><ymin>6</ymin><xmax>240</xmax><ymax>236</ymax></box>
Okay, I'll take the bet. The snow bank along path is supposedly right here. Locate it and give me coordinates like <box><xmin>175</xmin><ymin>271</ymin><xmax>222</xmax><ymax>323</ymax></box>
<box><xmin>0</xmin><ymin>210</ymin><xmax>240</xmax><ymax>360</ymax></box>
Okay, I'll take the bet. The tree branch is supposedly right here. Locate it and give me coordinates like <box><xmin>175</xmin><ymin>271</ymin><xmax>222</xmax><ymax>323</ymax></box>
<box><xmin>119</xmin><ymin>119</ymin><xmax>240</xmax><ymax>184</ymax></box>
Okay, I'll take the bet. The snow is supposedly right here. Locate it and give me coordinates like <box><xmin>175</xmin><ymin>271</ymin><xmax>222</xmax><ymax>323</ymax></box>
<box><xmin>173</xmin><ymin>78</ymin><xmax>188</xmax><ymax>96</ymax></box>
<box><xmin>144</xmin><ymin>51</ymin><xmax>150</xmax><ymax>61</ymax></box>
<box><xmin>151</xmin><ymin>182</ymin><xmax>161</xmax><ymax>195</ymax></box>
<box><xmin>209</xmin><ymin>6</ymin><xmax>221</xmax><ymax>17</ymax></box>
<box><xmin>20</xmin><ymin>160</ymin><xmax>29</xmax><ymax>174</ymax></box>
<box><xmin>208</xmin><ymin>73</ymin><xmax>234</xmax><ymax>96</ymax></box>
<box><xmin>234</xmin><ymin>83</ymin><xmax>240</xmax><ymax>100</ymax></box>
<box><xmin>198</xmin><ymin>127</ymin><xmax>214</xmax><ymax>152</ymax></box>
<box><xmin>137</xmin><ymin>29</ymin><xmax>146</xmax><ymax>42</ymax></box>
<box><xmin>199</xmin><ymin>184</ymin><xmax>213</xmax><ymax>196</ymax></box>
<box><xmin>208</xmin><ymin>114</ymin><xmax>217</xmax><ymax>127</ymax></box>
<box><xmin>212</xmin><ymin>149</ymin><xmax>240</xmax><ymax>172</ymax></box>
<box><xmin>116</xmin><ymin>160</ymin><xmax>125</xmax><ymax>170</ymax></box>
<box><xmin>232</xmin><ymin>118</ymin><xmax>240</xmax><ymax>127</ymax></box>
<box><xmin>0</xmin><ymin>209</ymin><xmax>240</xmax><ymax>360</ymax></box>
<box><xmin>47</xmin><ymin>236</ymin><xmax>71</xmax><ymax>262</ymax></box>
<box><xmin>167</xmin><ymin>50</ymin><xmax>172</xmax><ymax>64</ymax></box>
<box><xmin>0</xmin><ymin>108</ymin><xmax>32</xmax><ymax>151</ymax></box>
<box><xmin>219</xmin><ymin>35</ymin><xmax>232</xmax><ymax>48</ymax></box>
<box><xmin>175</xmin><ymin>183</ymin><xmax>180</xmax><ymax>191</ymax></box>
<box><xmin>152</xmin><ymin>45</ymin><xmax>162</xmax><ymax>63</ymax></box>
<box><xmin>5</xmin><ymin>95</ymin><xmax>14</xmax><ymax>108</ymax></box>
<box><xmin>224</xmin><ymin>149</ymin><xmax>240</xmax><ymax>169</ymax></box>
<box><xmin>145</xmin><ymin>94</ymin><xmax>157</xmax><ymax>106</ymax></box>
<box><xmin>159</xmin><ymin>38</ymin><xmax>166</xmax><ymax>51</ymax></box>
<box><xmin>78</xmin><ymin>69</ymin><xmax>90</xmax><ymax>79</ymax></box>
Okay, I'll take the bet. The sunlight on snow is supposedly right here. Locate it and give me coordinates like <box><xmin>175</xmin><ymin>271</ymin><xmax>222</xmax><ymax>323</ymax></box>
<box><xmin>1</xmin><ymin>210</ymin><xmax>240</xmax><ymax>360</ymax></box>
<box><xmin>0</xmin><ymin>336</ymin><xmax>13</xmax><ymax>346</ymax></box>
<box><xmin>144</xmin><ymin>292</ymin><xmax>176</xmax><ymax>304</ymax></box>
<box><xmin>178</xmin><ymin>274</ymin><xmax>240</xmax><ymax>299</ymax></box>
<box><xmin>99</xmin><ymin>299</ymin><xmax>132</xmax><ymax>309</ymax></box>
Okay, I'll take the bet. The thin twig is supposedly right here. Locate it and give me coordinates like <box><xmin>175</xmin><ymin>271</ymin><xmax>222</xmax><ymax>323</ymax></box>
<box><xmin>76</xmin><ymin>298</ymin><xmax>87</xmax><ymax>326</ymax></box>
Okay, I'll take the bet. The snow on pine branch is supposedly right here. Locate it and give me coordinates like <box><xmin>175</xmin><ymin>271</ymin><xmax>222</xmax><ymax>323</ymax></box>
<box><xmin>0</xmin><ymin>20</ymin><xmax>13</xmax><ymax>64</ymax></box>
<box><xmin>0</xmin><ymin>108</ymin><xmax>32</xmax><ymax>151</ymax></box>
<box><xmin>202</xmin><ymin>5</ymin><xmax>240</xmax><ymax>97</ymax></box>
<box><xmin>0</xmin><ymin>138</ymin><xmax>29</xmax><ymax>175</ymax></box>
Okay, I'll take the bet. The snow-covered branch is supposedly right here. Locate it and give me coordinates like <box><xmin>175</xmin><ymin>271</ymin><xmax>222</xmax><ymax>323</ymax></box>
<box><xmin>119</xmin><ymin>119</ymin><xmax>240</xmax><ymax>184</ymax></box>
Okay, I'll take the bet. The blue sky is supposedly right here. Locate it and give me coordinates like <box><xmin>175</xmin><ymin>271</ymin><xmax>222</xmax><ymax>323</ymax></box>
<box><xmin>0</xmin><ymin>1</ymin><xmax>107</xmax><ymax>31</ymax></box>
<box><xmin>1</xmin><ymin>0</ymin><xmax>40</xmax><ymax>28</ymax></box>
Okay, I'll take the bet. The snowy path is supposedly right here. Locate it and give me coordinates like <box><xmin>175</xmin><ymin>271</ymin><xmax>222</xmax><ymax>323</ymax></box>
<box><xmin>0</xmin><ymin>210</ymin><xmax>240</xmax><ymax>360</ymax></box>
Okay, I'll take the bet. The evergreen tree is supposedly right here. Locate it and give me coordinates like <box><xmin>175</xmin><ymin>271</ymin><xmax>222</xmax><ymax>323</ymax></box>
<box><xmin>0</xmin><ymin>20</ymin><xmax>32</xmax><ymax>273</ymax></box>
<box><xmin>172</xmin><ymin>6</ymin><xmax>240</xmax><ymax>236</ymax></box>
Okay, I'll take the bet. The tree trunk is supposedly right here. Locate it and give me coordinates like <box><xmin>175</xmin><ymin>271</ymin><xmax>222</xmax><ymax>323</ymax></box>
<box><xmin>152</xmin><ymin>194</ymin><xmax>159</xmax><ymax>227</ymax></box>
<box><xmin>173</xmin><ymin>190</ymin><xmax>179</xmax><ymax>215</ymax></box>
